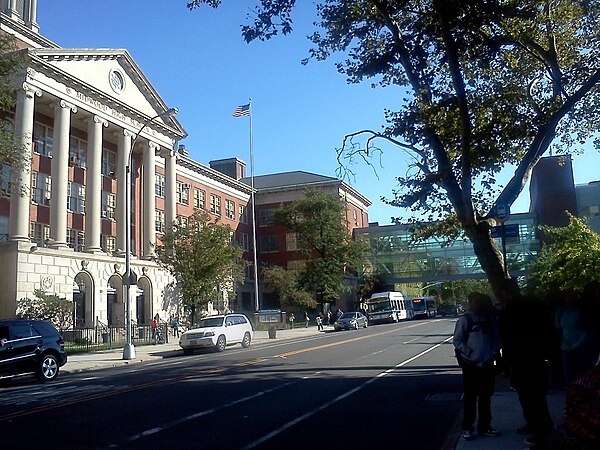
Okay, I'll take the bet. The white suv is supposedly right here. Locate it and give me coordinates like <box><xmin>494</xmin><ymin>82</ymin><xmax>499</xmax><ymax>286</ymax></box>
<box><xmin>179</xmin><ymin>314</ymin><xmax>253</xmax><ymax>354</ymax></box>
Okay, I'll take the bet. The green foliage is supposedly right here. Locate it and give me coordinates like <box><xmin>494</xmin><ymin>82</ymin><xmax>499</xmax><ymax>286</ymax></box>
<box><xmin>17</xmin><ymin>289</ymin><xmax>73</xmax><ymax>332</ymax></box>
<box><xmin>154</xmin><ymin>211</ymin><xmax>245</xmax><ymax>321</ymax></box>
<box><xmin>273</xmin><ymin>188</ymin><xmax>368</xmax><ymax>303</ymax></box>
<box><xmin>0</xmin><ymin>33</ymin><xmax>25</xmax><ymax>168</ymax></box>
<box><xmin>261</xmin><ymin>265</ymin><xmax>316</xmax><ymax>309</ymax></box>
<box><xmin>356</xmin><ymin>270</ymin><xmax>389</xmax><ymax>301</ymax></box>
<box><xmin>187</xmin><ymin>0</ymin><xmax>600</xmax><ymax>296</ymax></box>
<box><xmin>528</xmin><ymin>213</ymin><xmax>600</xmax><ymax>297</ymax></box>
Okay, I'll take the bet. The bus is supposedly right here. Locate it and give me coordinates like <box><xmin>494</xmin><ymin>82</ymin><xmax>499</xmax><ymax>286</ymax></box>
<box><xmin>366</xmin><ymin>291</ymin><xmax>414</xmax><ymax>324</ymax></box>
<box><xmin>411</xmin><ymin>296</ymin><xmax>437</xmax><ymax>319</ymax></box>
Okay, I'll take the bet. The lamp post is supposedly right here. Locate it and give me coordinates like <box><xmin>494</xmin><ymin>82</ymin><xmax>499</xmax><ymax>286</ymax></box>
<box><xmin>123</xmin><ymin>107</ymin><xmax>178</xmax><ymax>360</ymax></box>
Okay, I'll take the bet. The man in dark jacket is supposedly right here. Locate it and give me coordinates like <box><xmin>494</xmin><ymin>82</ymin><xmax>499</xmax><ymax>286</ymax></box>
<box><xmin>453</xmin><ymin>292</ymin><xmax>501</xmax><ymax>441</ymax></box>
<box><xmin>497</xmin><ymin>280</ymin><xmax>553</xmax><ymax>448</ymax></box>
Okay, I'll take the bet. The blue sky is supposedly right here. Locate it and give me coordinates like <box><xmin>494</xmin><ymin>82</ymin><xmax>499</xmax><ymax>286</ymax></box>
<box><xmin>37</xmin><ymin>1</ymin><xmax>600</xmax><ymax>223</ymax></box>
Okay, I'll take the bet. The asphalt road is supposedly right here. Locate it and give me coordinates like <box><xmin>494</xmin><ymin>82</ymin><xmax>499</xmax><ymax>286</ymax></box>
<box><xmin>0</xmin><ymin>318</ymin><xmax>463</xmax><ymax>450</ymax></box>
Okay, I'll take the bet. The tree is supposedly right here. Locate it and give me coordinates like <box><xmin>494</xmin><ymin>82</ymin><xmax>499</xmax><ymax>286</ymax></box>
<box><xmin>356</xmin><ymin>270</ymin><xmax>389</xmax><ymax>302</ymax></box>
<box><xmin>154</xmin><ymin>212</ymin><xmax>245</xmax><ymax>324</ymax></box>
<box><xmin>17</xmin><ymin>289</ymin><xmax>73</xmax><ymax>332</ymax></box>
<box><xmin>187</xmin><ymin>1</ymin><xmax>600</xmax><ymax>296</ymax></box>
<box><xmin>261</xmin><ymin>264</ymin><xmax>316</xmax><ymax>309</ymax></box>
<box><xmin>273</xmin><ymin>188</ymin><xmax>368</xmax><ymax>304</ymax></box>
<box><xmin>0</xmin><ymin>34</ymin><xmax>25</xmax><ymax>170</ymax></box>
<box><xmin>528</xmin><ymin>213</ymin><xmax>600</xmax><ymax>298</ymax></box>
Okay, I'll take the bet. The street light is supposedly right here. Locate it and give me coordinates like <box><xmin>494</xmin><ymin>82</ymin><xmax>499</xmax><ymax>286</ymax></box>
<box><xmin>123</xmin><ymin>107</ymin><xmax>178</xmax><ymax>360</ymax></box>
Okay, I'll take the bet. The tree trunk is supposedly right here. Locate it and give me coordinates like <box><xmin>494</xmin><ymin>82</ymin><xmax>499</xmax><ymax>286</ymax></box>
<box><xmin>190</xmin><ymin>303</ymin><xmax>196</xmax><ymax>327</ymax></box>
<box><xmin>463</xmin><ymin>220</ymin><xmax>513</xmax><ymax>298</ymax></box>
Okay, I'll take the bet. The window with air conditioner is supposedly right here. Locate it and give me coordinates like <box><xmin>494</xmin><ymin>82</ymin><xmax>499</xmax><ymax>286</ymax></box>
<box><xmin>69</xmin><ymin>136</ymin><xmax>87</xmax><ymax>169</ymax></box>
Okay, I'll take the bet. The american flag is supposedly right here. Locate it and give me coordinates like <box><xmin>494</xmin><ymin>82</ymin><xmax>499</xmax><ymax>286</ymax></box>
<box><xmin>232</xmin><ymin>103</ymin><xmax>250</xmax><ymax>117</ymax></box>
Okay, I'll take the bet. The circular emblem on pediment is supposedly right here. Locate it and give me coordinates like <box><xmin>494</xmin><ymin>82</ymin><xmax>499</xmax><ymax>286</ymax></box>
<box><xmin>41</xmin><ymin>275</ymin><xmax>53</xmax><ymax>291</ymax></box>
<box><xmin>109</xmin><ymin>69</ymin><xmax>125</xmax><ymax>94</ymax></box>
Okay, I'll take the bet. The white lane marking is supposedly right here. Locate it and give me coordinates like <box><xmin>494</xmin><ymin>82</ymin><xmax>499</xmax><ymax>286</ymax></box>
<box><xmin>350</xmin><ymin>343</ymin><xmax>404</xmax><ymax>363</ymax></box>
<box><xmin>240</xmin><ymin>336</ymin><xmax>453</xmax><ymax>450</ymax></box>
<box><xmin>126</xmin><ymin>380</ymin><xmax>296</xmax><ymax>442</ymax></box>
<box><xmin>403</xmin><ymin>337</ymin><xmax>421</xmax><ymax>344</ymax></box>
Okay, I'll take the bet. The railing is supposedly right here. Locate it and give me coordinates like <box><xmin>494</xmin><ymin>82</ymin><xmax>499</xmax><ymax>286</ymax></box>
<box><xmin>63</xmin><ymin>321</ymin><xmax>169</xmax><ymax>353</ymax></box>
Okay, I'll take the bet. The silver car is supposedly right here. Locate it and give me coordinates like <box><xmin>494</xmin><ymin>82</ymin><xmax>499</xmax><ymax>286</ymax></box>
<box><xmin>179</xmin><ymin>314</ymin><xmax>253</xmax><ymax>354</ymax></box>
<box><xmin>333</xmin><ymin>312</ymin><xmax>368</xmax><ymax>331</ymax></box>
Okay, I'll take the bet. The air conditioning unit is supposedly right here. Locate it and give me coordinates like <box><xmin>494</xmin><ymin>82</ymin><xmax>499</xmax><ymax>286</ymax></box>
<box><xmin>108</xmin><ymin>171</ymin><xmax>116</xmax><ymax>178</ymax></box>
<box><xmin>69</xmin><ymin>156</ymin><xmax>79</xmax><ymax>166</ymax></box>
<box><xmin>101</xmin><ymin>211</ymin><xmax>108</xmax><ymax>218</ymax></box>
<box><xmin>182</xmin><ymin>183</ymin><xmax>191</xmax><ymax>190</ymax></box>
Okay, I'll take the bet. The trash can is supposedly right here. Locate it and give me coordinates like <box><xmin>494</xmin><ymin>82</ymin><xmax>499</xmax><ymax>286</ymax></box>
<box><xmin>268</xmin><ymin>326</ymin><xmax>277</xmax><ymax>339</ymax></box>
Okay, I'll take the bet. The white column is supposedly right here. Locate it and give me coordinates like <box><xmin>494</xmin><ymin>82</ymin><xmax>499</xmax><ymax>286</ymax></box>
<box><xmin>27</xmin><ymin>0</ymin><xmax>39</xmax><ymax>31</ymax></box>
<box><xmin>49</xmin><ymin>99</ymin><xmax>77</xmax><ymax>248</ymax></box>
<box><xmin>115</xmin><ymin>129</ymin><xmax>132</xmax><ymax>255</ymax></box>
<box><xmin>164</xmin><ymin>146</ymin><xmax>177</xmax><ymax>231</ymax></box>
<box><xmin>8</xmin><ymin>82</ymin><xmax>41</xmax><ymax>241</ymax></box>
<box><xmin>84</xmin><ymin>115</ymin><xmax>107</xmax><ymax>253</ymax></box>
<box><xmin>142</xmin><ymin>141</ymin><xmax>158</xmax><ymax>258</ymax></box>
<box><xmin>9</xmin><ymin>0</ymin><xmax>17</xmax><ymax>16</ymax></box>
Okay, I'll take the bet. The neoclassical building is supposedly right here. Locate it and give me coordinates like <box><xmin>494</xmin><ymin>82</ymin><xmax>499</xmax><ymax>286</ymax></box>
<box><xmin>0</xmin><ymin>3</ymin><xmax>254</xmax><ymax>325</ymax></box>
<box><xmin>0</xmin><ymin>2</ymin><xmax>371</xmax><ymax>324</ymax></box>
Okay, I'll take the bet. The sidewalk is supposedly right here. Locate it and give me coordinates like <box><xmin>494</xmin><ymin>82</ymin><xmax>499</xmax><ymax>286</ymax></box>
<box><xmin>453</xmin><ymin>378</ymin><xmax>565</xmax><ymax>450</ymax></box>
<box><xmin>62</xmin><ymin>325</ymin><xmax>325</xmax><ymax>374</ymax></box>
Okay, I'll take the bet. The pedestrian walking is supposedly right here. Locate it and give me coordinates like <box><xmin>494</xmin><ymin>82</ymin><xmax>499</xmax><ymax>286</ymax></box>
<box><xmin>498</xmin><ymin>280</ymin><xmax>554</xmax><ymax>448</ymax></box>
<box><xmin>151</xmin><ymin>315</ymin><xmax>159</xmax><ymax>341</ymax></box>
<box><xmin>289</xmin><ymin>313</ymin><xmax>295</xmax><ymax>329</ymax></box>
<box><xmin>304</xmin><ymin>311</ymin><xmax>310</xmax><ymax>328</ymax></box>
<box><xmin>316</xmin><ymin>314</ymin><xmax>324</xmax><ymax>331</ymax></box>
<box><xmin>326</xmin><ymin>310</ymin><xmax>331</xmax><ymax>326</ymax></box>
<box><xmin>453</xmin><ymin>292</ymin><xmax>501</xmax><ymax>441</ymax></box>
<box><xmin>171</xmin><ymin>317</ymin><xmax>180</xmax><ymax>337</ymax></box>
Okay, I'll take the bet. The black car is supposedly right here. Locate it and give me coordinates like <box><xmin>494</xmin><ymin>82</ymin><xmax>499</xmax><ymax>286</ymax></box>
<box><xmin>0</xmin><ymin>319</ymin><xmax>67</xmax><ymax>382</ymax></box>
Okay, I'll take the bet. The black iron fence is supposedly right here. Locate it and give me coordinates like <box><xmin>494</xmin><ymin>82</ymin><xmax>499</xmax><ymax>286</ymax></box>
<box><xmin>63</xmin><ymin>322</ymin><xmax>169</xmax><ymax>353</ymax></box>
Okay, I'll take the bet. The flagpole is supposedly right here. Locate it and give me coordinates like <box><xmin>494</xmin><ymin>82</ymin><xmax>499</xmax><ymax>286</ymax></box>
<box><xmin>248</xmin><ymin>99</ymin><xmax>260</xmax><ymax>312</ymax></box>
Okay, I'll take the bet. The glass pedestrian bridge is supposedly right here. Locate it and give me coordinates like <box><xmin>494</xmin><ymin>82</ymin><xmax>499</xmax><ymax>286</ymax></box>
<box><xmin>355</xmin><ymin>213</ymin><xmax>540</xmax><ymax>284</ymax></box>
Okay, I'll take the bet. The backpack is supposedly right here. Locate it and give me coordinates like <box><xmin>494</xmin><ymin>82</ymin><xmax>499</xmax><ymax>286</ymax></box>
<box><xmin>454</xmin><ymin>313</ymin><xmax>491</xmax><ymax>367</ymax></box>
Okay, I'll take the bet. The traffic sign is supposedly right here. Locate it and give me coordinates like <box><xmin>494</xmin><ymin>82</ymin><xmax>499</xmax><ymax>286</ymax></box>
<box><xmin>491</xmin><ymin>224</ymin><xmax>519</xmax><ymax>239</ymax></box>
<box><xmin>492</xmin><ymin>203</ymin><xmax>510</xmax><ymax>223</ymax></box>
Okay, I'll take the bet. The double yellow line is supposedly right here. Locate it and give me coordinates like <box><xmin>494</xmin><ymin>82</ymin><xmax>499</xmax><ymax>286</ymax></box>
<box><xmin>0</xmin><ymin>321</ymin><xmax>433</xmax><ymax>422</ymax></box>
<box><xmin>273</xmin><ymin>321</ymin><xmax>429</xmax><ymax>358</ymax></box>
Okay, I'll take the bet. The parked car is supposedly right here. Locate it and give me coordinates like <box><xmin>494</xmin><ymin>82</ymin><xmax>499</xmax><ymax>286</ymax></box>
<box><xmin>334</xmin><ymin>312</ymin><xmax>368</xmax><ymax>331</ymax></box>
<box><xmin>179</xmin><ymin>314</ymin><xmax>253</xmax><ymax>355</ymax></box>
<box><xmin>0</xmin><ymin>319</ymin><xmax>68</xmax><ymax>383</ymax></box>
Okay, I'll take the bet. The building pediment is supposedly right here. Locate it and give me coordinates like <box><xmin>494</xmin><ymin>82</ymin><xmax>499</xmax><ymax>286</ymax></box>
<box><xmin>25</xmin><ymin>48</ymin><xmax>185</xmax><ymax>139</ymax></box>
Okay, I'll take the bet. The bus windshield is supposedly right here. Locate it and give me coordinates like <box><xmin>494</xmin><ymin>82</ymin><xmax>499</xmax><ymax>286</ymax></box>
<box><xmin>412</xmin><ymin>299</ymin><xmax>426</xmax><ymax>312</ymax></box>
<box><xmin>367</xmin><ymin>299</ymin><xmax>391</xmax><ymax>313</ymax></box>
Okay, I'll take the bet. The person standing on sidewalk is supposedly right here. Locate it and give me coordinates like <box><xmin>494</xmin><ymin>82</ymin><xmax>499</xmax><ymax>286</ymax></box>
<box><xmin>453</xmin><ymin>292</ymin><xmax>501</xmax><ymax>441</ymax></box>
<box><xmin>304</xmin><ymin>311</ymin><xmax>310</xmax><ymax>328</ymax></box>
<box><xmin>498</xmin><ymin>280</ymin><xmax>554</xmax><ymax>448</ymax></box>
<box><xmin>316</xmin><ymin>314</ymin><xmax>324</xmax><ymax>331</ymax></box>
<box><xmin>289</xmin><ymin>313</ymin><xmax>295</xmax><ymax>329</ymax></box>
<box><xmin>171</xmin><ymin>317</ymin><xmax>180</xmax><ymax>337</ymax></box>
